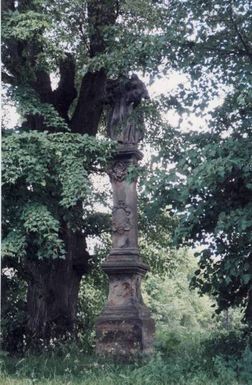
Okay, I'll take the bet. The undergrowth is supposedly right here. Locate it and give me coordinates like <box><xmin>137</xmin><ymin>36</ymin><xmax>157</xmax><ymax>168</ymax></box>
<box><xmin>1</xmin><ymin>329</ymin><xmax>252</xmax><ymax>385</ymax></box>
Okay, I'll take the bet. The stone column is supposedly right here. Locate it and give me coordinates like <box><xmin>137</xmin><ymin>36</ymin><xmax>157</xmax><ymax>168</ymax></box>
<box><xmin>96</xmin><ymin>145</ymin><xmax>155</xmax><ymax>359</ymax></box>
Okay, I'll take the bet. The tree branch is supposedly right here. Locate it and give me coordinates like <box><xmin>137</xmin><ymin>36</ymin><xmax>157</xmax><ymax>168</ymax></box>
<box><xmin>2</xmin><ymin>71</ymin><xmax>15</xmax><ymax>84</ymax></box>
<box><xmin>70</xmin><ymin>69</ymin><xmax>106</xmax><ymax>135</ymax></box>
<box><xmin>229</xmin><ymin>2</ymin><xmax>252</xmax><ymax>63</ymax></box>
<box><xmin>53</xmin><ymin>53</ymin><xmax>77</xmax><ymax>123</ymax></box>
<box><xmin>87</xmin><ymin>0</ymin><xmax>118</xmax><ymax>57</ymax></box>
<box><xmin>70</xmin><ymin>0</ymin><xmax>118</xmax><ymax>135</ymax></box>
<box><xmin>1</xmin><ymin>0</ymin><xmax>15</xmax><ymax>13</ymax></box>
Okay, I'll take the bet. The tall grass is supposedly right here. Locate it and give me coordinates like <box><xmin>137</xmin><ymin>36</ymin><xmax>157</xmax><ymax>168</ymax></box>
<box><xmin>2</xmin><ymin>253</ymin><xmax>251</xmax><ymax>384</ymax></box>
<box><xmin>1</xmin><ymin>329</ymin><xmax>252</xmax><ymax>385</ymax></box>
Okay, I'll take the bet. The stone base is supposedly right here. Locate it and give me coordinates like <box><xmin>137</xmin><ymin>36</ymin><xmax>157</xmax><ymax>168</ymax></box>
<box><xmin>95</xmin><ymin>255</ymin><xmax>155</xmax><ymax>360</ymax></box>
<box><xmin>96</xmin><ymin>306</ymin><xmax>155</xmax><ymax>359</ymax></box>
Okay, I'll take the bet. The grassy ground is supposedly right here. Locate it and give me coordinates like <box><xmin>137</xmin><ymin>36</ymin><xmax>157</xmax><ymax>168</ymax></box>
<box><xmin>1</xmin><ymin>330</ymin><xmax>252</xmax><ymax>385</ymax></box>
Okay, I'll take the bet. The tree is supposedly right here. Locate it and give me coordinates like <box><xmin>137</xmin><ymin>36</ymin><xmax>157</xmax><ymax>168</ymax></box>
<box><xmin>2</xmin><ymin>131</ymin><xmax>113</xmax><ymax>351</ymax></box>
<box><xmin>145</xmin><ymin>0</ymin><xmax>252</xmax><ymax>327</ymax></box>
<box><xmin>2</xmin><ymin>0</ymin><xmax>119</xmax><ymax>349</ymax></box>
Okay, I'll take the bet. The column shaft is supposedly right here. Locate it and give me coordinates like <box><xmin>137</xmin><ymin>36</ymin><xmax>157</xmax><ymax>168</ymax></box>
<box><xmin>96</xmin><ymin>146</ymin><xmax>155</xmax><ymax>359</ymax></box>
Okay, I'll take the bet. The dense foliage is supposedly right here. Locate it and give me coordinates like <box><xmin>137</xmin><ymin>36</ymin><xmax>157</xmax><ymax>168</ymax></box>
<box><xmin>2</xmin><ymin>132</ymin><xmax>113</xmax><ymax>260</ymax></box>
<box><xmin>2</xmin><ymin>0</ymin><xmax>252</xmax><ymax>356</ymax></box>
<box><xmin>139</xmin><ymin>0</ymin><xmax>252</xmax><ymax>325</ymax></box>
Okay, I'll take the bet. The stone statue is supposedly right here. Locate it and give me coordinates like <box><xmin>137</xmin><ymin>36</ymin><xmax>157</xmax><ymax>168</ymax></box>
<box><xmin>96</xmin><ymin>75</ymin><xmax>155</xmax><ymax>359</ymax></box>
<box><xmin>105</xmin><ymin>74</ymin><xmax>150</xmax><ymax>145</ymax></box>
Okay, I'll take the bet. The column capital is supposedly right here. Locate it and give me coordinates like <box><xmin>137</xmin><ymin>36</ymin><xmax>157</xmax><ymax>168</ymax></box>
<box><xmin>102</xmin><ymin>259</ymin><xmax>149</xmax><ymax>276</ymax></box>
<box><xmin>114</xmin><ymin>145</ymin><xmax>143</xmax><ymax>161</ymax></box>
<box><xmin>108</xmin><ymin>146</ymin><xmax>143</xmax><ymax>183</ymax></box>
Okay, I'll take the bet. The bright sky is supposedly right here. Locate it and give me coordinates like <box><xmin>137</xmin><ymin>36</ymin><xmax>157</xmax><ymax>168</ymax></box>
<box><xmin>2</xmin><ymin>71</ymin><xmax>225</xmax><ymax>132</ymax></box>
<box><xmin>148</xmin><ymin>72</ymin><xmax>226</xmax><ymax>133</ymax></box>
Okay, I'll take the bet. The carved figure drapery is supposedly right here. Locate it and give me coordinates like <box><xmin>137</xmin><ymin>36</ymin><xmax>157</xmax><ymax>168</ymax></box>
<box><xmin>105</xmin><ymin>74</ymin><xmax>149</xmax><ymax>145</ymax></box>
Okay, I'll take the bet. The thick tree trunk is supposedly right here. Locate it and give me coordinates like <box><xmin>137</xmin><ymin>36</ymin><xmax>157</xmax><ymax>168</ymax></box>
<box><xmin>70</xmin><ymin>70</ymin><xmax>106</xmax><ymax>135</ymax></box>
<box><xmin>25</xmin><ymin>230</ymin><xmax>89</xmax><ymax>346</ymax></box>
<box><xmin>2</xmin><ymin>0</ymin><xmax>118</xmax><ymax>349</ymax></box>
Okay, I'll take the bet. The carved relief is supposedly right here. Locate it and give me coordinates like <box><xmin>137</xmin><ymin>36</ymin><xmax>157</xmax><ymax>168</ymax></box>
<box><xmin>108</xmin><ymin>160</ymin><xmax>128</xmax><ymax>182</ymax></box>
<box><xmin>112</xmin><ymin>200</ymin><xmax>131</xmax><ymax>234</ymax></box>
<box><xmin>108</xmin><ymin>279</ymin><xmax>133</xmax><ymax>306</ymax></box>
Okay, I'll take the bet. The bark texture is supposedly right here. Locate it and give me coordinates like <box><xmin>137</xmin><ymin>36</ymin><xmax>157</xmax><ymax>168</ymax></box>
<box><xmin>2</xmin><ymin>0</ymin><xmax>118</xmax><ymax>345</ymax></box>
<box><xmin>25</xmin><ymin>230</ymin><xmax>89</xmax><ymax>344</ymax></box>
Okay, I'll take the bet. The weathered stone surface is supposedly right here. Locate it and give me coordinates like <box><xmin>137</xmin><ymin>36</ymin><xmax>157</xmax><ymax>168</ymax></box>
<box><xmin>96</xmin><ymin>262</ymin><xmax>155</xmax><ymax>358</ymax></box>
<box><xmin>96</xmin><ymin>317</ymin><xmax>155</xmax><ymax>358</ymax></box>
<box><xmin>96</xmin><ymin>257</ymin><xmax>155</xmax><ymax>358</ymax></box>
<box><xmin>105</xmin><ymin>75</ymin><xmax>150</xmax><ymax>145</ymax></box>
<box><xmin>96</xmin><ymin>145</ymin><xmax>154</xmax><ymax>359</ymax></box>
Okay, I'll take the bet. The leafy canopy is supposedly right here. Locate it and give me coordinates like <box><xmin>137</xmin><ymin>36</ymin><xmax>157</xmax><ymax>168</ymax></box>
<box><xmin>144</xmin><ymin>0</ymin><xmax>252</xmax><ymax>321</ymax></box>
<box><xmin>2</xmin><ymin>131</ymin><xmax>114</xmax><ymax>261</ymax></box>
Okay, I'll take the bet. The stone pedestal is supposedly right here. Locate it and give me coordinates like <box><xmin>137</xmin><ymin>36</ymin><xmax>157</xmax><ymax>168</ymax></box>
<box><xmin>96</xmin><ymin>146</ymin><xmax>155</xmax><ymax>359</ymax></box>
